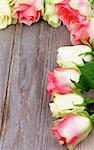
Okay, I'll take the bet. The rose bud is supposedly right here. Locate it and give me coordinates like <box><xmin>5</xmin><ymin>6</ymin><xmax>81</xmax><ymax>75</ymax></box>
<box><xmin>52</xmin><ymin>113</ymin><xmax>92</xmax><ymax>150</ymax></box>
<box><xmin>12</xmin><ymin>0</ymin><xmax>43</xmax><ymax>26</ymax></box>
<box><xmin>50</xmin><ymin>93</ymin><xmax>85</xmax><ymax>118</ymax></box>
<box><xmin>43</xmin><ymin>0</ymin><xmax>62</xmax><ymax>28</ymax></box>
<box><xmin>57</xmin><ymin>45</ymin><xmax>93</xmax><ymax>69</ymax></box>
<box><xmin>0</xmin><ymin>0</ymin><xmax>12</xmax><ymax>30</ymax></box>
<box><xmin>47</xmin><ymin>67</ymin><xmax>80</xmax><ymax>96</ymax></box>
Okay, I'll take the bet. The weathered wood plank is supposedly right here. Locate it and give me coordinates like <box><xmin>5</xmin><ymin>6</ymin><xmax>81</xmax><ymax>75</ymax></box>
<box><xmin>0</xmin><ymin>26</ymin><xmax>15</xmax><ymax>141</ymax></box>
<box><xmin>1</xmin><ymin>22</ymin><xmax>94</xmax><ymax>150</ymax></box>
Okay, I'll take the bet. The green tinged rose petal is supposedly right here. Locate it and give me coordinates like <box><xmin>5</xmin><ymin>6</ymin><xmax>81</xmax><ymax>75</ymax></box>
<box><xmin>57</xmin><ymin>45</ymin><xmax>93</xmax><ymax>69</ymax></box>
<box><xmin>43</xmin><ymin>0</ymin><xmax>61</xmax><ymax>28</ymax></box>
<box><xmin>8</xmin><ymin>0</ymin><xmax>17</xmax><ymax>25</ymax></box>
<box><xmin>0</xmin><ymin>0</ymin><xmax>16</xmax><ymax>30</ymax></box>
<box><xmin>50</xmin><ymin>93</ymin><xmax>85</xmax><ymax>118</ymax></box>
<box><xmin>0</xmin><ymin>0</ymin><xmax>12</xmax><ymax>30</ymax></box>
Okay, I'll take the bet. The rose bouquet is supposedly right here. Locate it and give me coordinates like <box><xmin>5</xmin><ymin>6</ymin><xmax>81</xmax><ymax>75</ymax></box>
<box><xmin>1</xmin><ymin>0</ymin><xmax>94</xmax><ymax>150</ymax></box>
<box><xmin>48</xmin><ymin>45</ymin><xmax>94</xmax><ymax>149</ymax></box>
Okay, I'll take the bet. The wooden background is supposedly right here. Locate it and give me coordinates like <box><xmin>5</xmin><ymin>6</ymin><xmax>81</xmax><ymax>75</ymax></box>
<box><xmin>0</xmin><ymin>21</ymin><xmax>94</xmax><ymax>150</ymax></box>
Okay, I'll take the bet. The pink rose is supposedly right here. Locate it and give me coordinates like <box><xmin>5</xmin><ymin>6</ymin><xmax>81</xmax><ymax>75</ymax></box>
<box><xmin>56</xmin><ymin>0</ymin><xmax>91</xmax><ymax>31</ymax></box>
<box><xmin>70</xmin><ymin>23</ymin><xmax>90</xmax><ymax>45</ymax></box>
<box><xmin>47</xmin><ymin>68</ymin><xmax>80</xmax><ymax>96</ymax></box>
<box><xmin>87</xmin><ymin>18</ymin><xmax>94</xmax><ymax>43</ymax></box>
<box><xmin>55</xmin><ymin>0</ymin><xmax>93</xmax><ymax>45</ymax></box>
<box><xmin>12</xmin><ymin>0</ymin><xmax>43</xmax><ymax>25</ymax></box>
<box><xmin>52</xmin><ymin>114</ymin><xmax>92</xmax><ymax>149</ymax></box>
<box><xmin>70</xmin><ymin>18</ymin><xmax>94</xmax><ymax>45</ymax></box>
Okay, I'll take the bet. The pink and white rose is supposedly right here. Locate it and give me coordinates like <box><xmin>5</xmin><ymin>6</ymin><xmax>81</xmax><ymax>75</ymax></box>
<box><xmin>55</xmin><ymin>0</ymin><xmax>94</xmax><ymax>45</ymax></box>
<box><xmin>12</xmin><ymin>0</ymin><xmax>43</xmax><ymax>25</ymax></box>
<box><xmin>47</xmin><ymin>67</ymin><xmax>80</xmax><ymax>96</ymax></box>
<box><xmin>56</xmin><ymin>0</ymin><xmax>91</xmax><ymax>31</ymax></box>
<box><xmin>70</xmin><ymin>18</ymin><xmax>94</xmax><ymax>45</ymax></box>
<box><xmin>52</xmin><ymin>114</ymin><xmax>92</xmax><ymax>150</ymax></box>
<box><xmin>70</xmin><ymin>23</ymin><xmax>90</xmax><ymax>45</ymax></box>
<box><xmin>87</xmin><ymin>18</ymin><xmax>94</xmax><ymax>43</ymax></box>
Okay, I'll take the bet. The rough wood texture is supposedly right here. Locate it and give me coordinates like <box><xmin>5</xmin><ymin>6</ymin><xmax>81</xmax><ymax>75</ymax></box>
<box><xmin>0</xmin><ymin>26</ymin><xmax>15</xmax><ymax>143</ymax></box>
<box><xmin>0</xmin><ymin>22</ymin><xmax>94</xmax><ymax>150</ymax></box>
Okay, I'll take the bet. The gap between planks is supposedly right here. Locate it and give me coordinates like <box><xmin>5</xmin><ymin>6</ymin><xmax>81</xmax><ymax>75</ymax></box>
<box><xmin>0</xmin><ymin>25</ymin><xmax>17</xmax><ymax>149</ymax></box>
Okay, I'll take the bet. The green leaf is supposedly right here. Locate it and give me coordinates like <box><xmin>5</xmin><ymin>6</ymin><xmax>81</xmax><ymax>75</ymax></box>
<box><xmin>88</xmin><ymin>0</ymin><xmax>94</xmax><ymax>9</ymax></box>
<box><xmin>80</xmin><ymin>38</ymin><xmax>92</xmax><ymax>48</ymax></box>
<box><xmin>92</xmin><ymin>41</ymin><xmax>94</xmax><ymax>50</ymax></box>
<box><xmin>80</xmin><ymin>38</ymin><xmax>94</xmax><ymax>51</ymax></box>
<box><xmin>73</xmin><ymin>62</ymin><xmax>94</xmax><ymax>92</ymax></box>
<box><xmin>84</xmin><ymin>97</ymin><xmax>94</xmax><ymax>105</ymax></box>
<box><xmin>90</xmin><ymin>114</ymin><xmax>94</xmax><ymax>121</ymax></box>
<box><xmin>79</xmin><ymin>51</ymin><xmax>94</xmax><ymax>57</ymax></box>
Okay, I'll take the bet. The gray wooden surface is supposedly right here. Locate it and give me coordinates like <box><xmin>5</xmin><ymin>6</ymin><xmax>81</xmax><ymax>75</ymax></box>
<box><xmin>0</xmin><ymin>21</ymin><xmax>94</xmax><ymax>150</ymax></box>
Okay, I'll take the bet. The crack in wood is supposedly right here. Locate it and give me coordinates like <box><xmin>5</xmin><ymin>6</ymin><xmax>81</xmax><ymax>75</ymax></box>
<box><xmin>0</xmin><ymin>26</ymin><xmax>17</xmax><ymax>149</ymax></box>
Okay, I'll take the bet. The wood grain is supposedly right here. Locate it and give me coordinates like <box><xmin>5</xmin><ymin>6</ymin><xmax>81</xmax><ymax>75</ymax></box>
<box><xmin>0</xmin><ymin>26</ymin><xmax>15</xmax><ymax>142</ymax></box>
<box><xmin>0</xmin><ymin>22</ymin><xmax>94</xmax><ymax>150</ymax></box>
